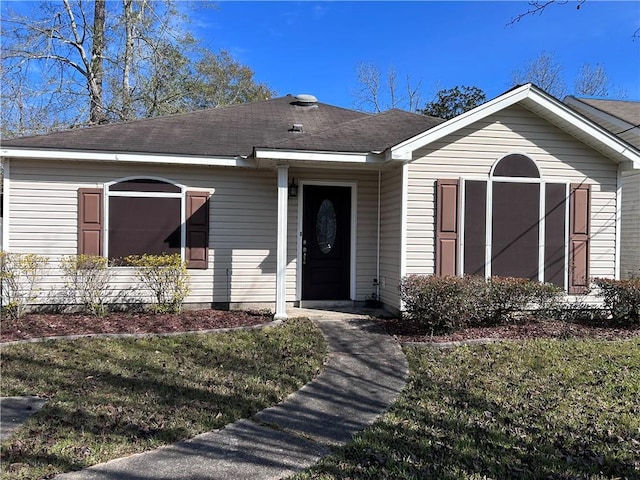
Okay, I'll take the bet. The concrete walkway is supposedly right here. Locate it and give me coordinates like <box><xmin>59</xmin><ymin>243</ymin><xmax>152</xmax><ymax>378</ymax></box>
<box><xmin>53</xmin><ymin>309</ymin><xmax>408</xmax><ymax>480</ymax></box>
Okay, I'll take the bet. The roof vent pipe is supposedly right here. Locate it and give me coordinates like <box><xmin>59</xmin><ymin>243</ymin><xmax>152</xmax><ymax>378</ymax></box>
<box><xmin>290</xmin><ymin>123</ymin><xmax>304</xmax><ymax>132</ymax></box>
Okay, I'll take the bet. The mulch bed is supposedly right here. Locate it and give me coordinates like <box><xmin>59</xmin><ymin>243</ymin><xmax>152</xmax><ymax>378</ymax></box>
<box><xmin>3</xmin><ymin>310</ymin><xmax>638</xmax><ymax>345</ymax></box>
<box><xmin>0</xmin><ymin>309</ymin><xmax>273</xmax><ymax>343</ymax></box>
<box><xmin>375</xmin><ymin>317</ymin><xmax>640</xmax><ymax>344</ymax></box>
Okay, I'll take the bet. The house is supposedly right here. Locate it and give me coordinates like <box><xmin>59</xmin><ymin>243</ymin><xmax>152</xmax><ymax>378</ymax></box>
<box><xmin>563</xmin><ymin>96</ymin><xmax>640</xmax><ymax>279</ymax></box>
<box><xmin>1</xmin><ymin>84</ymin><xmax>639</xmax><ymax>318</ymax></box>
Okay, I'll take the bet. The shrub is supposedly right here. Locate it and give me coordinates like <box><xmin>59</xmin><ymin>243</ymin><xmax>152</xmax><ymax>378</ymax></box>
<box><xmin>400</xmin><ymin>274</ymin><xmax>564</xmax><ymax>333</ymax></box>
<box><xmin>61</xmin><ymin>254</ymin><xmax>112</xmax><ymax>316</ymax></box>
<box><xmin>0</xmin><ymin>251</ymin><xmax>49</xmax><ymax>318</ymax></box>
<box><xmin>400</xmin><ymin>274</ymin><xmax>471</xmax><ymax>334</ymax></box>
<box><xmin>125</xmin><ymin>253</ymin><xmax>190</xmax><ymax>313</ymax></box>
<box><xmin>592</xmin><ymin>277</ymin><xmax>640</xmax><ymax>325</ymax></box>
<box><xmin>472</xmin><ymin>276</ymin><xmax>563</xmax><ymax>325</ymax></box>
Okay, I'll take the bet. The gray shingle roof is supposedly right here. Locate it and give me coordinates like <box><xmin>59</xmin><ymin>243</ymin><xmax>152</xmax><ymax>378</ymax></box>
<box><xmin>1</xmin><ymin>96</ymin><xmax>443</xmax><ymax>157</ymax></box>
<box><xmin>572</xmin><ymin>97</ymin><xmax>640</xmax><ymax>127</ymax></box>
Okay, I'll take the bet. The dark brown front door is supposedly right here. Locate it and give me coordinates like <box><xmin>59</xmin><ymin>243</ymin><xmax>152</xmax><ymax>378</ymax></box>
<box><xmin>302</xmin><ymin>185</ymin><xmax>351</xmax><ymax>300</ymax></box>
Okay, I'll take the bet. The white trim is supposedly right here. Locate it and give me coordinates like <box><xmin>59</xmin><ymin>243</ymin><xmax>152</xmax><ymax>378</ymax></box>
<box><xmin>400</xmin><ymin>163</ymin><xmax>409</xmax><ymax>280</ymax></box>
<box><xmin>1</xmin><ymin>148</ymin><xmax>253</xmax><ymax>168</ymax></box>
<box><xmin>104</xmin><ymin>176</ymin><xmax>187</xmax><ymax>262</ymax></box>
<box><xmin>297</xmin><ymin>179</ymin><xmax>358</xmax><ymax>301</ymax></box>
<box><xmin>564</xmin><ymin>96</ymin><xmax>640</xmax><ymax>136</ymax></box>
<box><xmin>390</xmin><ymin>84</ymin><xmax>640</xmax><ymax>167</ymax></box>
<box><xmin>254</xmin><ymin>149</ymin><xmax>381</xmax><ymax>164</ymax></box>
<box><xmin>564</xmin><ymin>183</ymin><xmax>570</xmax><ymax>291</ymax></box>
<box><xmin>274</xmin><ymin>165</ymin><xmax>289</xmax><ymax>320</ymax></box>
<box><xmin>108</xmin><ymin>191</ymin><xmax>183</xmax><ymax>198</ymax></box>
<box><xmin>615</xmin><ymin>168</ymin><xmax>622</xmax><ymax>280</ymax></box>
<box><xmin>2</xmin><ymin>159</ymin><xmax>10</xmax><ymax>251</ymax></box>
<box><xmin>538</xmin><ymin>181</ymin><xmax>546</xmax><ymax>283</ymax></box>
<box><xmin>459</xmin><ymin>178</ymin><xmax>466</xmax><ymax>277</ymax></box>
<box><xmin>485</xmin><ymin>177</ymin><xmax>492</xmax><ymax>279</ymax></box>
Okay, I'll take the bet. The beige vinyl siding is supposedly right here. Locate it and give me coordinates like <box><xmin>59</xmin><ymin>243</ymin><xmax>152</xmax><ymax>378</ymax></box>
<box><xmin>5</xmin><ymin>159</ymin><xmax>279</xmax><ymax>306</ymax></box>
<box><xmin>379</xmin><ymin>166</ymin><xmax>403</xmax><ymax>309</ymax></box>
<box><xmin>621</xmin><ymin>171</ymin><xmax>640</xmax><ymax>278</ymax></box>
<box><xmin>6</xmin><ymin>159</ymin><xmax>380</xmax><ymax>308</ymax></box>
<box><xmin>406</xmin><ymin>104</ymin><xmax>619</xmax><ymax>289</ymax></box>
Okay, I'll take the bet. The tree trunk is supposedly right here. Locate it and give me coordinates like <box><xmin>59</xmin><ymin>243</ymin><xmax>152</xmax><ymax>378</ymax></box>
<box><xmin>90</xmin><ymin>0</ymin><xmax>106</xmax><ymax>124</ymax></box>
<box><xmin>121</xmin><ymin>0</ymin><xmax>134</xmax><ymax>121</ymax></box>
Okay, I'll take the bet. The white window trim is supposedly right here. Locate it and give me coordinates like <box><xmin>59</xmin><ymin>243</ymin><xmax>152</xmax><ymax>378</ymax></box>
<box><xmin>104</xmin><ymin>176</ymin><xmax>187</xmax><ymax>263</ymax></box>
<box><xmin>460</xmin><ymin>154</ymin><xmax>572</xmax><ymax>290</ymax></box>
<box><xmin>296</xmin><ymin>179</ymin><xmax>358</xmax><ymax>301</ymax></box>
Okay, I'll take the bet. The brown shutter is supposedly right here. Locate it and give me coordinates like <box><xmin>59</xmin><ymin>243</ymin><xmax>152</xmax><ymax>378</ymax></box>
<box><xmin>569</xmin><ymin>183</ymin><xmax>590</xmax><ymax>294</ymax></box>
<box><xmin>186</xmin><ymin>191</ymin><xmax>210</xmax><ymax>269</ymax></box>
<box><xmin>78</xmin><ymin>188</ymin><xmax>103</xmax><ymax>256</ymax></box>
<box><xmin>435</xmin><ymin>179</ymin><xmax>459</xmax><ymax>276</ymax></box>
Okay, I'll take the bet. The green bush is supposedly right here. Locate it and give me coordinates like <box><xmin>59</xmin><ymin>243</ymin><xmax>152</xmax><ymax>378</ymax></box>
<box><xmin>125</xmin><ymin>254</ymin><xmax>190</xmax><ymax>313</ymax></box>
<box><xmin>400</xmin><ymin>274</ymin><xmax>564</xmax><ymax>333</ymax></box>
<box><xmin>400</xmin><ymin>275</ymin><xmax>472</xmax><ymax>334</ymax></box>
<box><xmin>472</xmin><ymin>276</ymin><xmax>563</xmax><ymax>326</ymax></box>
<box><xmin>0</xmin><ymin>251</ymin><xmax>49</xmax><ymax>318</ymax></box>
<box><xmin>592</xmin><ymin>277</ymin><xmax>640</xmax><ymax>325</ymax></box>
<box><xmin>61</xmin><ymin>254</ymin><xmax>112</xmax><ymax>316</ymax></box>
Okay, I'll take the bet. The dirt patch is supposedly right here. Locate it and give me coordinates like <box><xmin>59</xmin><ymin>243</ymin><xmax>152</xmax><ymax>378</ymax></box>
<box><xmin>0</xmin><ymin>309</ymin><xmax>272</xmax><ymax>343</ymax></box>
<box><xmin>375</xmin><ymin>317</ymin><xmax>640</xmax><ymax>344</ymax></box>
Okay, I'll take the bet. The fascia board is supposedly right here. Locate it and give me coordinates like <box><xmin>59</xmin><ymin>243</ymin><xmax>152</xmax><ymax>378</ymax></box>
<box><xmin>531</xmin><ymin>91</ymin><xmax>640</xmax><ymax>168</ymax></box>
<box><xmin>0</xmin><ymin>148</ymin><xmax>255</xmax><ymax>168</ymax></box>
<box><xmin>564</xmin><ymin>97</ymin><xmax>639</xmax><ymax>133</ymax></box>
<box><xmin>389</xmin><ymin>84</ymin><xmax>532</xmax><ymax>160</ymax></box>
<box><xmin>389</xmin><ymin>83</ymin><xmax>640</xmax><ymax>169</ymax></box>
<box><xmin>254</xmin><ymin>148</ymin><xmax>382</xmax><ymax>163</ymax></box>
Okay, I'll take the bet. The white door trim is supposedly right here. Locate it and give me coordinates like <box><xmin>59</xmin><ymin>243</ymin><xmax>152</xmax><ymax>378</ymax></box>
<box><xmin>297</xmin><ymin>180</ymin><xmax>358</xmax><ymax>301</ymax></box>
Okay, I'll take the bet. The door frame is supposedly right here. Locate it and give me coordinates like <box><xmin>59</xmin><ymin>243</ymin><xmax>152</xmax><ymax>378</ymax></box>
<box><xmin>297</xmin><ymin>180</ymin><xmax>358</xmax><ymax>301</ymax></box>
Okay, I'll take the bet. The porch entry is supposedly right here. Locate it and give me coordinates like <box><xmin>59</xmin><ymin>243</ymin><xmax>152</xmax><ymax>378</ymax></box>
<box><xmin>302</xmin><ymin>185</ymin><xmax>351</xmax><ymax>300</ymax></box>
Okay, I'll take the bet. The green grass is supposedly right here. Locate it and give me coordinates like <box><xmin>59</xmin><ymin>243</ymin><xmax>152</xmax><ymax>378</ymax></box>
<box><xmin>0</xmin><ymin>318</ymin><xmax>326</xmax><ymax>480</ymax></box>
<box><xmin>292</xmin><ymin>338</ymin><xmax>640</xmax><ymax>480</ymax></box>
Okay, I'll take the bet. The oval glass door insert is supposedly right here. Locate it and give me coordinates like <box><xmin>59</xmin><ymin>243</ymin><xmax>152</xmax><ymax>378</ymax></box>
<box><xmin>316</xmin><ymin>199</ymin><xmax>337</xmax><ymax>254</ymax></box>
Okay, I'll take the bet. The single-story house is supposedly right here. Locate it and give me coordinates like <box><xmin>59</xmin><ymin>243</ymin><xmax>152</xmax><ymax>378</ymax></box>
<box><xmin>563</xmin><ymin>96</ymin><xmax>640</xmax><ymax>279</ymax></box>
<box><xmin>1</xmin><ymin>83</ymin><xmax>639</xmax><ymax>318</ymax></box>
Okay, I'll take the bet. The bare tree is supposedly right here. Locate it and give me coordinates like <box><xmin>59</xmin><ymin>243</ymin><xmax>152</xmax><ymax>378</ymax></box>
<box><xmin>352</xmin><ymin>62</ymin><xmax>422</xmax><ymax>113</ymax></box>
<box><xmin>509</xmin><ymin>0</ymin><xmax>639</xmax><ymax>39</ymax></box>
<box><xmin>512</xmin><ymin>52</ymin><xmax>626</xmax><ymax>99</ymax></box>
<box><xmin>512</xmin><ymin>51</ymin><xmax>567</xmax><ymax>98</ymax></box>
<box><xmin>1</xmin><ymin>1</ymin><xmax>276</xmax><ymax>137</ymax></box>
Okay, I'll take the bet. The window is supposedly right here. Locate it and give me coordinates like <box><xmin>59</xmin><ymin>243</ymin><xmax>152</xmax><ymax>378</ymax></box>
<box><xmin>435</xmin><ymin>154</ymin><xmax>590</xmax><ymax>292</ymax></box>
<box><xmin>78</xmin><ymin>178</ymin><xmax>210</xmax><ymax>269</ymax></box>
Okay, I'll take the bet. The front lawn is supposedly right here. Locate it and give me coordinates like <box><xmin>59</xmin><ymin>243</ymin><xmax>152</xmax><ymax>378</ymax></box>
<box><xmin>0</xmin><ymin>318</ymin><xmax>326</xmax><ymax>480</ymax></box>
<box><xmin>292</xmin><ymin>338</ymin><xmax>640</xmax><ymax>479</ymax></box>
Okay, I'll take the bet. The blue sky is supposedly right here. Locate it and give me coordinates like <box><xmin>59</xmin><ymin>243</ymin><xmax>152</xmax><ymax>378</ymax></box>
<box><xmin>190</xmin><ymin>1</ymin><xmax>640</xmax><ymax>108</ymax></box>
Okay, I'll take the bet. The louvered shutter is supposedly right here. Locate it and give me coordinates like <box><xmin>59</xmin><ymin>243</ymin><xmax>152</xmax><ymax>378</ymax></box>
<box><xmin>186</xmin><ymin>191</ymin><xmax>210</xmax><ymax>269</ymax></box>
<box><xmin>435</xmin><ymin>179</ymin><xmax>459</xmax><ymax>276</ymax></box>
<box><xmin>78</xmin><ymin>188</ymin><xmax>103</xmax><ymax>256</ymax></box>
<box><xmin>569</xmin><ymin>183</ymin><xmax>590</xmax><ymax>294</ymax></box>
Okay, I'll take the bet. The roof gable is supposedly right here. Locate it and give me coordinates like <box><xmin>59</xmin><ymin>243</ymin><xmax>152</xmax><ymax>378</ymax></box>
<box><xmin>390</xmin><ymin>84</ymin><xmax>640</xmax><ymax>169</ymax></box>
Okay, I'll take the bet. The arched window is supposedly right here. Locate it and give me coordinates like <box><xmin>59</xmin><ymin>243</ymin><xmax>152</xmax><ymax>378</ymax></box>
<box><xmin>107</xmin><ymin>178</ymin><xmax>183</xmax><ymax>262</ymax></box>
<box><xmin>78</xmin><ymin>177</ymin><xmax>210</xmax><ymax>269</ymax></box>
<box><xmin>436</xmin><ymin>153</ymin><xmax>590</xmax><ymax>292</ymax></box>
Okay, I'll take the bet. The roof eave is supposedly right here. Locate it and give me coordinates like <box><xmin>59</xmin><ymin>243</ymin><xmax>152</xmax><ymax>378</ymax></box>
<box><xmin>0</xmin><ymin>147</ymin><xmax>255</xmax><ymax>168</ymax></box>
<box><xmin>254</xmin><ymin>148</ymin><xmax>384</xmax><ymax>164</ymax></box>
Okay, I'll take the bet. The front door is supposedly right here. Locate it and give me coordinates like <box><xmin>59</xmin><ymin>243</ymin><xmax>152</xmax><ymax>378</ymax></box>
<box><xmin>302</xmin><ymin>185</ymin><xmax>351</xmax><ymax>300</ymax></box>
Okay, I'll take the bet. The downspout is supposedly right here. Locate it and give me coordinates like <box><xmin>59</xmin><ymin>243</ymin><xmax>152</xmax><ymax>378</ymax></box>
<box><xmin>376</xmin><ymin>168</ymin><xmax>381</xmax><ymax>301</ymax></box>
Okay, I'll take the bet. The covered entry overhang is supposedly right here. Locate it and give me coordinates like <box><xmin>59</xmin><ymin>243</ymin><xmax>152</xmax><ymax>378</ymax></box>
<box><xmin>254</xmin><ymin>148</ymin><xmax>389</xmax><ymax>320</ymax></box>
